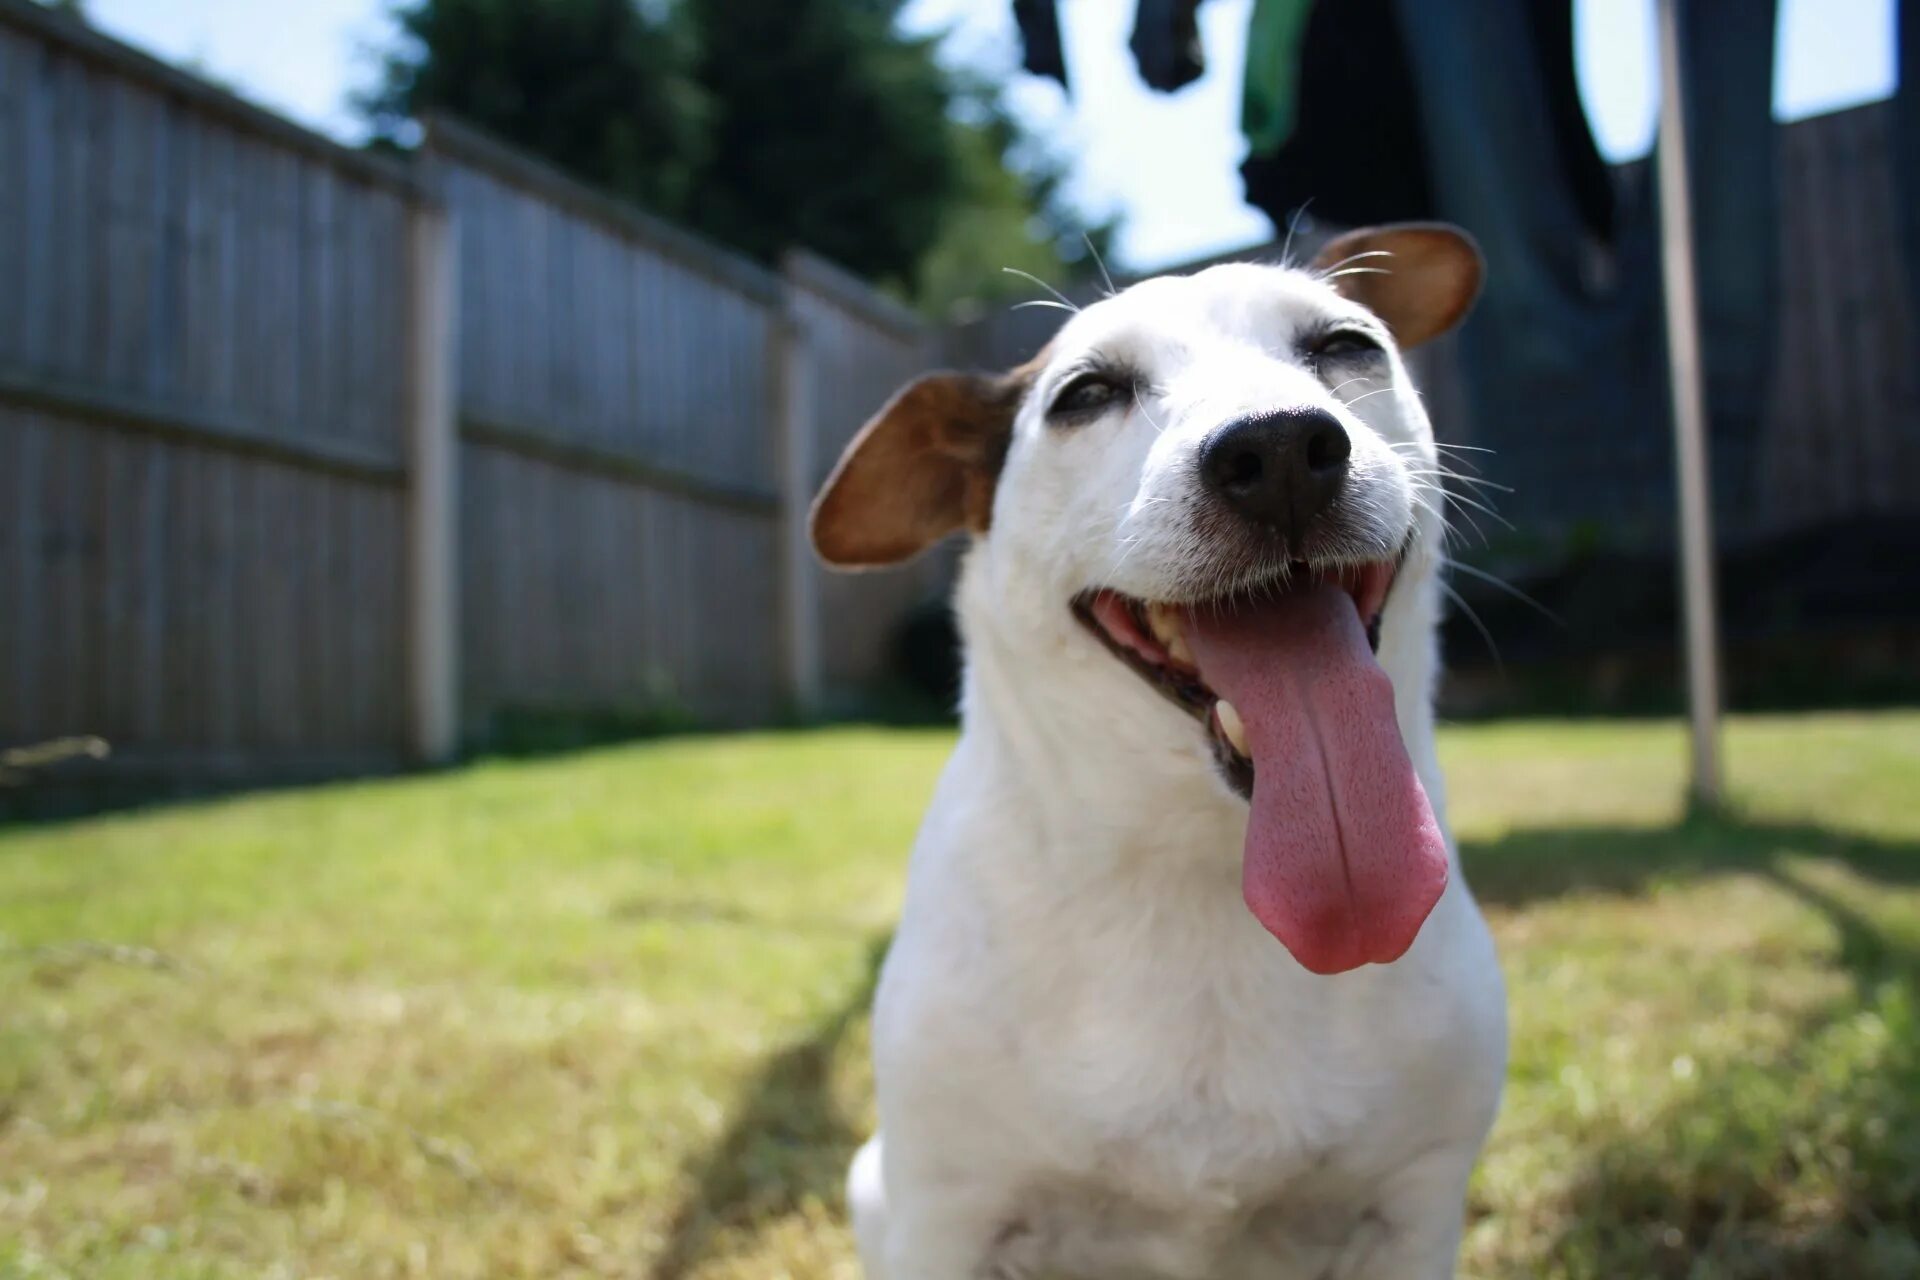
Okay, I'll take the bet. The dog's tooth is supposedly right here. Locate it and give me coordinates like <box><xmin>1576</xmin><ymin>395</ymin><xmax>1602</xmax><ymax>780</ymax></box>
<box><xmin>1164</xmin><ymin>627</ymin><xmax>1193</xmax><ymax>666</ymax></box>
<box><xmin>1146</xmin><ymin>603</ymin><xmax>1189</xmax><ymax>660</ymax></box>
<box><xmin>1215</xmin><ymin>699</ymin><xmax>1249</xmax><ymax>756</ymax></box>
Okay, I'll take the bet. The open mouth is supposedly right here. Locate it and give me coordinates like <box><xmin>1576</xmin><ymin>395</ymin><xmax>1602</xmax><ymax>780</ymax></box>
<box><xmin>1067</xmin><ymin>542</ymin><xmax>1449</xmax><ymax>975</ymax></box>
<box><xmin>1070</xmin><ymin>556</ymin><xmax>1400</xmax><ymax>802</ymax></box>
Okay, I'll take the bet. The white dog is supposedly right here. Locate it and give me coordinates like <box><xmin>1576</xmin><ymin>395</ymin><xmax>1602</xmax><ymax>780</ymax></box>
<box><xmin>810</xmin><ymin>225</ymin><xmax>1507</xmax><ymax>1280</ymax></box>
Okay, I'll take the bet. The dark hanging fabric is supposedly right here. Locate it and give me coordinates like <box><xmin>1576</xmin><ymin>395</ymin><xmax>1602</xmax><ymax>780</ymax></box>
<box><xmin>1017</xmin><ymin>0</ymin><xmax>1207</xmax><ymax>95</ymax></box>
<box><xmin>1240</xmin><ymin>0</ymin><xmax>1316</xmax><ymax>159</ymax></box>
<box><xmin>1239</xmin><ymin>0</ymin><xmax>1612</xmax><ymax>245</ymax></box>
<box><xmin>1014</xmin><ymin>0</ymin><xmax>1069</xmax><ymax>89</ymax></box>
<box><xmin>1130</xmin><ymin>0</ymin><xmax>1208</xmax><ymax>92</ymax></box>
<box><xmin>1238</xmin><ymin>0</ymin><xmax>1432</xmax><ymax>227</ymax></box>
<box><xmin>1233</xmin><ymin>0</ymin><xmax>1780</xmax><ymax>534</ymax></box>
<box><xmin>1385</xmin><ymin>0</ymin><xmax>1780</xmax><ymax>528</ymax></box>
<box><xmin>1897</xmin><ymin>0</ymin><xmax>1919</xmax><ymax>315</ymax></box>
<box><xmin>1523</xmin><ymin>0</ymin><xmax>1616</xmax><ymax>245</ymax></box>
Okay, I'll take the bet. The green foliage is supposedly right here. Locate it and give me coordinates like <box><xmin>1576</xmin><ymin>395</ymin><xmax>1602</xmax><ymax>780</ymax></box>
<box><xmin>361</xmin><ymin>0</ymin><xmax>709</xmax><ymax>213</ymax></box>
<box><xmin>677</xmin><ymin>0</ymin><xmax>956</xmax><ymax>282</ymax></box>
<box><xmin>361</xmin><ymin>0</ymin><xmax>1107</xmax><ymax>303</ymax></box>
<box><xmin>914</xmin><ymin>77</ymin><xmax>1118</xmax><ymax>314</ymax></box>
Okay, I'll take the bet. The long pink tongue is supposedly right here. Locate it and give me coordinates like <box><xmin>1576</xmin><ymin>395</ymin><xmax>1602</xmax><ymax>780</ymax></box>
<box><xmin>1182</xmin><ymin>585</ymin><xmax>1448</xmax><ymax>974</ymax></box>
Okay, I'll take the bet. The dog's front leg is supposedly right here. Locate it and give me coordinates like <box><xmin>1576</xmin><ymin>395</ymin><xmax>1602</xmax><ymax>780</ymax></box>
<box><xmin>1334</xmin><ymin>1148</ymin><xmax>1480</xmax><ymax>1280</ymax></box>
<box><xmin>882</xmin><ymin>1190</ymin><xmax>1029</xmax><ymax>1280</ymax></box>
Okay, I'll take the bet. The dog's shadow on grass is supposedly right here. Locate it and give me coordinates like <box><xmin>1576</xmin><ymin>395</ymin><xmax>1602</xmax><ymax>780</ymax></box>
<box><xmin>1463</xmin><ymin>815</ymin><xmax>1920</xmax><ymax>1276</ymax></box>
<box><xmin>1465</xmin><ymin>814</ymin><xmax>1920</xmax><ymax>993</ymax></box>
<box><xmin>654</xmin><ymin>817</ymin><xmax>1919</xmax><ymax>1278</ymax></box>
<box><xmin>648</xmin><ymin>931</ymin><xmax>891</xmax><ymax>1280</ymax></box>
<box><xmin>1464</xmin><ymin>814</ymin><xmax>1920</xmax><ymax>913</ymax></box>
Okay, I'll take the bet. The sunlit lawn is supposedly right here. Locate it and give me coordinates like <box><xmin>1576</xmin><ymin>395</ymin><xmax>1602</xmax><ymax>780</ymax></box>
<box><xmin>1</xmin><ymin>712</ymin><xmax>1917</xmax><ymax>1279</ymax></box>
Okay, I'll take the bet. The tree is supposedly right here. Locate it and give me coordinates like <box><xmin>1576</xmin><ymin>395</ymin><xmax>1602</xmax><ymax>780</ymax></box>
<box><xmin>678</xmin><ymin>0</ymin><xmax>957</xmax><ymax>282</ymax></box>
<box><xmin>360</xmin><ymin>0</ymin><xmax>709</xmax><ymax>216</ymax></box>
<box><xmin>914</xmin><ymin>77</ymin><xmax>1115</xmax><ymax>314</ymax></box>
<box><xmin>361</xmin><ymin>0</ymin><xmax>1109</xmax><ymax>304</ymax></box>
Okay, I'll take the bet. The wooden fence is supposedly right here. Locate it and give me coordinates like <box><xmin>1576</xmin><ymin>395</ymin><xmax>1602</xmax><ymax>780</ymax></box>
<box><xmin>4</xmin><ymin>0</ymin><xmax>1914</xmax><ymax>786</ymax></box>
<box><xmin>780</xmin><ymin>251</ymin><xmax>950</xmax><ymax>704</ymax></box>
<box><xmin>0</xmin><ymin>0</ymin><xmax>425</xmax><ymax>780</ymax></box>
<box><xmin>426</xmin><ymin>117</ymin><xmax>789</xmax><ymax>734</ymax></box>
<box><xmin>1758</xmin><ymin>101</ymin><xmax>1920</xmax><ymax>535</ymax></box>
<box><xmin>0</xmin><ymin>1</ymin><xmax>947</xmax><ymax>783</ymax></box>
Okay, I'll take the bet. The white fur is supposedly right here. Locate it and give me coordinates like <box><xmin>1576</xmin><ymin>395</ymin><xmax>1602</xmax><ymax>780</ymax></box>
<box><xmin>849</xmin><ymin>262</ymin><xmax>1506</xmax><ymax>1279</ymax></box>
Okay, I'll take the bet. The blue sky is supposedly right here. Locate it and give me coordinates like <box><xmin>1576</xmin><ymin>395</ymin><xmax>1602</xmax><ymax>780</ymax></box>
<box><xmin>90</xmin><ymin>0</ymin><xmax>1899</xmax><ymax>269</ymax></box>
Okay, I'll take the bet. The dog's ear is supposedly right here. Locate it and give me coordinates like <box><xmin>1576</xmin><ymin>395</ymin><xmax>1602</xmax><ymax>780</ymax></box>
<box><xmin>810</xmin><ymin>369</ymin><xmax>1030</xmax><ymax>569</ymax></box>
<box><xmin>1311</xmin><ymin>223</ymin><xmax>1484</xmax><ymax>349</ymax></box>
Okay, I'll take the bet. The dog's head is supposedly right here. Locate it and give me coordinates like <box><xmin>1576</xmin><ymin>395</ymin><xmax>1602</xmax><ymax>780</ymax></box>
<box><xmin>812</xmin><ymin>224</ymin><xmax>1482</xmax><ymax>974</ymax></box>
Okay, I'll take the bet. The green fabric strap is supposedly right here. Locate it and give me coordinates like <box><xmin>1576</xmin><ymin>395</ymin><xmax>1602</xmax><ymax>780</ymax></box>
<box><xmin>1241</xmin><ymin>0</ymin><xmax>1317</xmax><ymax>157</ymax></box>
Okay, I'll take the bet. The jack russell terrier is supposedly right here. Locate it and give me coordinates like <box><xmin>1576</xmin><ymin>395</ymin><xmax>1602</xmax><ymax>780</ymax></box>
<box><xmin>810</xmin><ymin>224</ymin><xmax>1507</xmax><ymax>1280</ymax></box>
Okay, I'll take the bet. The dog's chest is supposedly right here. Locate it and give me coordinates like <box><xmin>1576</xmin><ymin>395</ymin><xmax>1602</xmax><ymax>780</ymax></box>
<box><xmin>969</xmin><ymin>879</ymin><xmax>1491</xmax><ymax>1277</ymax></box>
<box><xmin>977</xmin><ymin>1005</ymin><xmax>1463</xmax><ymax>1280</ymax></box>
<box><xmin>1005</xmin><ymin>881</ymin><xmax>1472</xmax><ymax>1177</ymax></box>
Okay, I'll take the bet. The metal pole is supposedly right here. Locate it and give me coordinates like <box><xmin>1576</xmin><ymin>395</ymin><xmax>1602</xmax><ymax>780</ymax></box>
<box><xmin>1654</xmin><ymin>0</ymin><xmax>1723</xmax><ymax>806</ymax></box>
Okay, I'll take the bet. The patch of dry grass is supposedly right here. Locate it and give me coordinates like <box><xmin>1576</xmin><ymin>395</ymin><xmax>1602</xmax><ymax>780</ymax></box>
<box><xmin>1</xmin><ymin>713</ymin><xmax>1916</xmax><ymax>1278</ymax></box>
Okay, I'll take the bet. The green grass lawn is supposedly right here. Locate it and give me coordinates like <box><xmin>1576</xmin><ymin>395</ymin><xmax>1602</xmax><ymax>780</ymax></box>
<box><xmin>1</xmin><ymin>713</ymin><xmax>1917</xmax><ymax>1280</ymax></box>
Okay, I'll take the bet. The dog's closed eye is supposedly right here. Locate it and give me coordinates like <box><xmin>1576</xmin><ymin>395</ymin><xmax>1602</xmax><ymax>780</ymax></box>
<box><xmin>1048</xmin><ymin>369</ymin><xmax>1134</xmax><ymax>423</ymax></box>
<box><xmin>1306</xmin><ymin>328</ymin><xmax>1384</xmax><ymax>362</ymax></box>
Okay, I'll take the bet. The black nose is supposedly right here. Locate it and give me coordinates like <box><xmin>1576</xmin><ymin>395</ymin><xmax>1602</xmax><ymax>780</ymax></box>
<box><xmin>1199</xmin><ymin>408</ymin><xmax>1352</xmax><ymax>542</ymax></box>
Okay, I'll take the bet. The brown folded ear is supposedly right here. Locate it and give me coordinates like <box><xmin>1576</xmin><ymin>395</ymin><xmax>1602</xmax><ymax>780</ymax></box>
<box><xmin>810</xmin><ymin>370</ymin><xmax>1030</xmax><ymax>569</ymax></box>
<box><xmin>1311</xmin><ymin>223</ymin><xmax>1484</xmax><ymax>349</ymax></box>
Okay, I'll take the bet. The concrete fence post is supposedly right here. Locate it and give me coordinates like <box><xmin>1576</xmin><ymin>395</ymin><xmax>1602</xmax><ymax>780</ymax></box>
<box><xmin>405</xmin><ymin>194</ymin><xmax>460</xmax><ymax>763</ymax></box>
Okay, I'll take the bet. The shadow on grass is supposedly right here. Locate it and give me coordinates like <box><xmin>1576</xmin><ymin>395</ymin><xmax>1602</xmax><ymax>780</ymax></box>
<box><xmin>648</xmin><ymin>931</ymin><xmax>891</xmax><ymax>1280</ymax></box>
<box><xmin>1464</xmin><ymin>815</ymin><xmax>1920</xmax><ymax>924</ymax></box>
<box><xmin>654</xmin><ymin>816</ymin><xmax>1919</xmax><ymax>1278</ymax></box>
<box><xmin>1464</xmin><ymin>815</ymin><xmax>1920</xmax><ymax>1277</ymax></box>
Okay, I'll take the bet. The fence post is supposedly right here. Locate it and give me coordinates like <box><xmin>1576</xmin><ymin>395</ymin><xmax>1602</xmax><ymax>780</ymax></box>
<box><xmin>776</xmin><ymin>269</ymin><xmax>823</xmax><ymax>717</ymax></box>
<box><xmin>405</xmin><ymin>193</ymin><xmax>460</xmax><ymax>763</ymax></box>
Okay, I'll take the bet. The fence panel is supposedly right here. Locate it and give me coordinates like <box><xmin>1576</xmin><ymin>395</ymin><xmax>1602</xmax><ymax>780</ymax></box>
<box><xmin>0</xmin><ymin>1</ymin><xmax>416</xmax><ymax>776</ymax></box>
<box><xmin>1758</xmin><ymin>101</ymin><xmax>1920</xmax><ymax>532</ymax></box>
<box><xmin>782</xmin><ymin>252</ymin><xmax>951</xmax><ymax>702</ymax></box>
<box><xmin>424</xmin><ymin>118</ymin><xmax>789</xmax><ymax>728</ymax></box>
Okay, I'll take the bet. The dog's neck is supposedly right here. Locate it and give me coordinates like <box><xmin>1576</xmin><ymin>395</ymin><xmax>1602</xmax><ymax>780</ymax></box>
<box><xmin>948</xmin><ymin>542</ymin><xmax>1453</xmax><ymax>866</ymax></box>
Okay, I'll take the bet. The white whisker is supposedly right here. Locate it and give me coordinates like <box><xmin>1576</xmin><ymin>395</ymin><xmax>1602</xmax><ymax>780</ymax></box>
<box><xmin>1002</xmin><ymin>267</ymin><xmax>1079</xmax><ymax>312</ymax></box>
<box><xmin>1316</xmin><ymin>248</ymin><xmax>1394</xmax><ymax>276</ymax></box>
<box><xmin>1404</xmin><ymin>468</ymin><xmax>1514</xmax><ymax>495</ymax></box>
<box><xmin>1131</xmin><ymin>384</ymin><xmax>1168</xmax><ymax>436</ymax></box>
<box><xmin>1410</xmin><ymin>479</ymin><xmax>1490</xmax><ymax>545</ymax></box>
<box><xmin>1281</xmin><ymin>200</ymin><xmax>1315</xmax><ymax>268</ymax></box>
<box><xmin>1083</xmin><ymin>232</ymin><xmax>1117</xmax><ymax>299</ymax></box>
<box><xmin>1439</xmin><ymin>579</ymin><xmax>1503</xmax><ymax>670</ymax></box>
<box><xmin>1444</xmin><ymin>559</ymin><xmax>1562</xmax><ymax>625</ymax></box>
